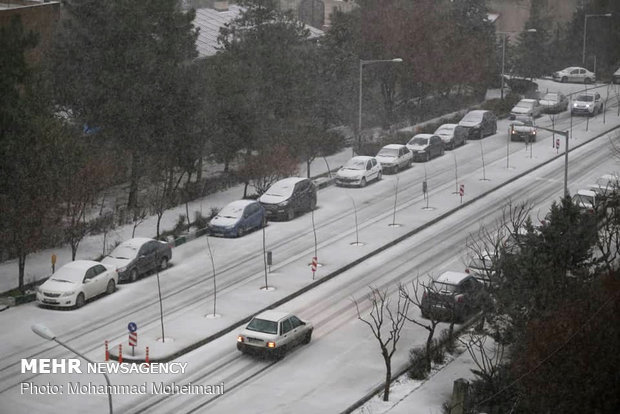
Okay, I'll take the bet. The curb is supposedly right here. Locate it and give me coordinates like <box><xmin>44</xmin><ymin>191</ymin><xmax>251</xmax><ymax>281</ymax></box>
<box><xmin>110</xmin><ymin>123</ymin><xmax>620</xmax><ymax>364</ymax></box>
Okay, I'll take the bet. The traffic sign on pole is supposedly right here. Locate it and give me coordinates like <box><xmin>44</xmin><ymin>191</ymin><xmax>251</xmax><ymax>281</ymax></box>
<box><xmin>129</xmin><ymin>331</ymin><xmax>138</xmax><ymax>346</ymax></box>
<box><xmin>128</xmin><ymin>322</ymin><xmax>137</xmax><ymax>333</ymax></box>
<box><xmin>311</xmin><ymin>256</ymin><xmax>317</xmax><ymax>278</ymax></box>
<box><xmin>459</xmin><ymin>184</ymin><xmax>464</xmax><ymax>204</ymax></box>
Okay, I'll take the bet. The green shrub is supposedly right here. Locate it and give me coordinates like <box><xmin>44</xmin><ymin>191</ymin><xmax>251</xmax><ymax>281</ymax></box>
<box><xmin>481</xmin><ymin>93</ymin><xmax>521</xmax><ymax>118</ymax></box>
<box><xmin>193</xmin><ymin>211</ymin><xmax>209</xmax><ymax>229</ymax></box>
<box><xmin>408</xmin><ymin>347</ymin><xmax>430</xmax><ymax>380</ymax></box>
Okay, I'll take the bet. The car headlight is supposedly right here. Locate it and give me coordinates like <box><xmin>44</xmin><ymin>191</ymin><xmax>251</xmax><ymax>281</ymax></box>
<box><xmin>62</xmin><ymin>291</ymin><xmax>75</xmax><ymax>297</ymax></box>
<box><xmin>266</xmin><ymin>341</ymin><xmax>276</xmax><ymax>348</ymax></box>
<box><xmin>277</xmin><ymin>200</ymin><xmax>290</xmax><ymax>207</ymax></box>
<box><xmin>117</xmin><ymin>266</ymin><xmax>127</xmax><ymax>273</ymax></box>
<box><xmin>237</xmin><ymin>335</ymin><xmax>245</xmax><ymax>343</ymax></box>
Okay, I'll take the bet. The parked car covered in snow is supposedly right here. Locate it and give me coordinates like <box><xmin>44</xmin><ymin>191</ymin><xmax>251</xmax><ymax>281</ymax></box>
<box><xmin>420</xmin><ymin>271</ymin><xmax>483</xmax><ymax>323</ymax></box>
<box><xmin>434</xmin><ymin>123</ymin><xmax>467</xmax><ymax>149</ymax></box>
<box><xmin>237</xmin><ymin>310</ymin><xmax>313</xmax><ymax>359</ymax></box>
<box><xmin>539</xmin><ymin>92</ymin><xmax>569</xmax><ymax>114</ymax></box>
<box><xmin>102</xmin><ymin>237</ymin><xmax>172</xmax><ymax>283</ymax></box>
<box><xmin>259</xmin><ymin>177</ymin><xmax>317</xmax><ymax>221</ymax></box>
<box><xmin>406</xmin><ymin>134</ymin><xmax>444</xmax><ymax>162</ymax></box>
<box><xmin>375</xmin><ymin>144</ymin><xmax>412</xmax><ymax>173</ymax></box>
<box><xmin>335</xmin><ymin>156</ymin><xmax>382</xmax><ymax>187</ymax></box>
<box><xmin>208</xmin><ymin>200</ymin><xmax>266</xmax><ymax>238</ymax></box>
<box><xmin>37</xmin><ymin>260</ymin><xmax>117</xmax><ymax>308</ymax></box>
<box><xmin>458</xmin><ymin>110</ymin><xmax>497</xmax><ymax>139</ymax></box>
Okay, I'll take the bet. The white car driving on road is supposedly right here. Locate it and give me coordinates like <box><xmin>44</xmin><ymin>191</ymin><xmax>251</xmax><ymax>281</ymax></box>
<box><xmin>237</xmin><ymin>311</ymin><xmax>313</xmax><ymax>359</ymax></box>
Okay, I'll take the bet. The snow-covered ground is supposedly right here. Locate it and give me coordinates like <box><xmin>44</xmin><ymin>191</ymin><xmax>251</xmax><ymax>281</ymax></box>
<box><xmin>1</xmin><ymin>79</ymin><xmax>619</xmax><ymax>413</ymax></box>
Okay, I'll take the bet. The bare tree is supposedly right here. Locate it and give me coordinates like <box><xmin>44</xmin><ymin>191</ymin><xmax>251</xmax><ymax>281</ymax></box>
<box><xmin>458</xmin><ymin>333</ymin><xmax>506</xmax><ymax>392</ymax></box>
<box><xmin>354</xmin><ymin>286</ymin><xmax>410</xmax><ymax>401</ymax></box>
<box><xmin>399</xmin><ymin>280</ymin><xmax>442</xmax><ymax>373</ymax></box>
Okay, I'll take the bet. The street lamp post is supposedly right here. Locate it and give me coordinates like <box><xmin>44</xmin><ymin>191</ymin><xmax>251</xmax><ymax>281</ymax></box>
<box><xmin>498</xmin><ymin>29</ymin><xmax>536</xmax><ymax>100</ymax></box>
<box><xmin>357</xmin><ymin>58</ymin><xmax>403</xmax><ymax>155</ymax></box>
<box><xmin>32</xmin><ymin>324</ymin><xmax>113</xmax><ymax>414</ymax></box>
<box><xmin>583</xmin><ymin>13</ymin><xmax>612</xmax><ymax>67</ymax></box>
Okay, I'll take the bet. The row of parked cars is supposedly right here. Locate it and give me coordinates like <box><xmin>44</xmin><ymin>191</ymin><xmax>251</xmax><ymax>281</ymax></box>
<box><xmin>552</xmin><ymin>65</ymin><xmax>620</xmax><ymax>85</ymax></box>
<box><xmin>36</xmin><ymin>237</ymin><xmax>173</xmax><ymax>308</ymax></box>
<box><xmin>336</xmin><ymin>110</ymin><xmax>499</xmax><ymax>187</ymax></box>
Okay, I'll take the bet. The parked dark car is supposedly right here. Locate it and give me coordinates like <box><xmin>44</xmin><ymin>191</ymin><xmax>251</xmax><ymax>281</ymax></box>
<box><xmin>102</xmin><ymin>238</ymin><xmax>172</xmax><ymax>283</ymax></box>
<box><xmin>458</xmin><ymin>110</ymin><xmax>497</xmax><ymax>139</ymax></box>
<box><xmin>259</xmin><ymin>177</ymin><xmax>317</xmax><ymax>221</ymax></box>
<box><xmin>421</xmin><ymin>271</ymin><xmax>482</xmax><ymax>322</ymax></box>
<box><xmin>208</xmin><ymin>200</ymin><xmax>266</xmax><ymax>237</ymax></box>
<box><xmin>406</xmin><ymin>134</ymin><xmax>445</xmax><ymax>161</ymax></box>
<box><xmin>434</xmin><ymin>124</ymin><xmax>467</xmax><ymax>149</ymax></box>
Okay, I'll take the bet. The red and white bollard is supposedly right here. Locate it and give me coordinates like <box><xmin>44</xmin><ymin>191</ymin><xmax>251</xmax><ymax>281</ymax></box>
<box><xmin>118</xmin><ymin>344</ymin><xmax>123</xmax><ymax>364</ymax></box>
<box><xmin>104</xmin><ymin>340</ymin><xmax>109</xmax><ymax>361</ymax></box>
<box><xmin>145</xmin><ymin>346</ymin><xmax>150</xmax><ymax>366</ymax></box>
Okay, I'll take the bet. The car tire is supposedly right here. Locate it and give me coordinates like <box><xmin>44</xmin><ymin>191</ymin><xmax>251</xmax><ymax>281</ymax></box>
<box><xmin>286</xmin><ymin>208</ymin><xmax>295</xmax><ymax>221</ymax></box>
<box><xmin>237</xmin><ymin>226</ymin><xmax>245</xmax><ymax>237</ymax></box>
<box><xmin>377</xmin><ymin>171</ymin><xmax>382</xmax><ymax>181</ymax></box>
<box><xmin>561</xmin><ymin>76</ymin><xmax>567</xmax><ymax>83</ymax></box>
<box><xmin>302</xmin><ymin>330</ymin><xmax>312</xmax><ymax>345</ymax></box>
<box><xmin>130</xmin><ymin>269</ymin><xmax>138</xmax><ymax>283</ymax></box>
<box><xmin>394</xmin><ymin>164</ymin><xmax>399</xmax><ymax>174</ymax></box>
<box><xmin>160</xmin><ymin>256</ymin><xmax>169</xmax><ymax>271</ymax></box>
<box><xmin>275</xmin><ymin>346</ymin><xmax>287</xmax><ymax>360</ymax></box>
<box><xmin>75</xmin><ymin>293</ymin><xmax>85</xmax><ymax>309</ymax></box>
<box><xmin>360</xmin><ymin>177</ymin><xmax>367</xmax><ymax>187</ymax></box>
<box><xmin>585</xmin><ymin>77</ymin><xmax>593</xmax><ymax>84</ymax></box>
<box><xmin>106</xmin><ymin>280</ymin><xmax>116</xmax><ymax>295</ymax></box>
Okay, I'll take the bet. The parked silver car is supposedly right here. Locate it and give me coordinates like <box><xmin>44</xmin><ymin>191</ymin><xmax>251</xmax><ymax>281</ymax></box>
<box><xmin>552</xmin><ymin>66</ymin><xmax>595</xmax><ymax>84</ymax></box>
<box><xmin>375</xmin><ymin>144</ymin><xmax>412</xmax><ymax>173</ymax></box>
<box><xmin>510</xmin><ymin>99</ymin><xmax>542</xmax><ymax>119</ymax></box>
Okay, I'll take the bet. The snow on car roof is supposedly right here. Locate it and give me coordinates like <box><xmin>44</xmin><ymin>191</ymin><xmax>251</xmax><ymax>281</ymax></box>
<box><xmin>350</xmin><ymin>156</ymin><xmax>374</xmax><ymax>162</ymax></box>
<box><xmin>223</xmin><ymin>199</ymin><xmax>256</xmax><ymax>209</ymax></box>
<box><xmin>412</xmin><ymin>133</ymin><xmax>433</xmax><ymax>139</ymax></box>
<box><xmin>271</xmin><ymin>177</ymin><xmax>306</xmax><ymax>187</ymax></box>
<box><xmin>436</xmin><ymin>271</ymin><xmax>470</xmax><ymax>285</ymax></box>
<box><xmin>576</xmin><ymin>189</ymin><xmax>596</xmax><ymax>197</ymax></box>
<box><xmin>60</xmin><ymin>260</ymin><xmax>101</xmax><ymax>271</ymax></box>
<box><xmin>120</xmin><ymin>237</ymin><xmax>155</xmax><ymax>248</ymax></box>
<box><xmin>254</xmin><ymin>310</ymin><xmax>291</xmax><ymax>322</ymax></box>
<box><xmin>382</xmin><ymin>144</ymin><xmax>406</xmax><ymax>150</ymax></box>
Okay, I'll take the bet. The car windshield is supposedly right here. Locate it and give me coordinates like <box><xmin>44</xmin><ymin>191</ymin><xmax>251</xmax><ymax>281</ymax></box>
<box><xmin>461</xmin><ymin>113</ymin><xmax>482</xmax><ymax>122</ymax></box>
<box><xmin>432</xmin><ymin>282</ymin><xmax>457</xmax><ymax>293</ymax></box>
<box><xmin>573</xmin><ymin>194</ymin><xmax>594</xmax><ymax>206</ymax></box>
<box><xmin>377</xmin><ymin>148</ymin><xmax>398</xmax><ymax>157</ymax></box>
<box><xmin>265</xmin><ymin>181</ymin><xmax>294</xmax><ymax>197</ymax></box>
<box><xmin>513</xmin><ymin>117</ymin><xmax>533</xmax><ymax>126</ymax></box>
<box><xmin>246</xmin><ymin>318</ymin><xmax>278</xmax><ymax>334</ymax></box>
<box><xmin>576</xmin><ymin>95</ymin><xmax>594</xmax><ymax>102</ymax></box>
<box><xmin>435</xmin><ymin>126</ymin><xmax>454</xmax><ymax>135</ymax></box>
<box><xmin>343</xmin><ymin>158</ymin><xmax>367</xmax><ymax>170</ymax></box>
<box><xmin>409</xmin><ymin>137</ymin><xmax>428</xmax><ymax>146</ymax></box>
<box><xmin>50</xmin><ymin>266</ymin><xmax>85</xmax><ymax>283</ymax></box>
<box><xmin>542</xmin><ymin>93</ymin><xmax>559</xmax><ymax>102</ymax></box>
<box><xmin>218</xmin><ymin>203</ymin><xmax>245</xmax><ymax>219</ymax></box>
<box><xmin>108</xmin><ymin>245</ymin><xmax>138</xmax><ymax>260</ymax></box>
<box><xmin>516</xmin><ymin>101</ymin><xmax>532</xmax><ymax>108</ymax></box>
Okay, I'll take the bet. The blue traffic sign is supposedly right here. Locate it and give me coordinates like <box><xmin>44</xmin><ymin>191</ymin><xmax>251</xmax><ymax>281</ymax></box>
<box><xmin>128</xmin><ymin>322</ymin><xmax>137</xmax><ymax>333</ymax></box>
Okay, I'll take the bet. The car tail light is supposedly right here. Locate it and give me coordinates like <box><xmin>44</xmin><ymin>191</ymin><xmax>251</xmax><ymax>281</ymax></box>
<box><xmin>237</xmin><ymin>335</ymin><xmax>244</xmax><ymax>343</ymax></box>
<box><xmin>267</xmin><ymin>341</ymin><xmax>276</xmax><ymax>348</ymax></box>
<box><xmin>465</xmin><ymin>268</ymin><xmax>470</xmax><ymax>274</ymax></box>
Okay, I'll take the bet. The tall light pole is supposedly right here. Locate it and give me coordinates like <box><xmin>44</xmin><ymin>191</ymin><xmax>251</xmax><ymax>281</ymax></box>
<box><xmin>498</xmin><ymin>29</ymin><xmax>536</xmax><ymax>100</ymax></box>
<box><xmin>582</xmin><ymin>13</ymin><xmax>612</xmax><ymax>67</ymax></box>
<box><xmin>32</xmin><ymin>324</ymin><xmax>113</xmax><ymax>414</ymax></box>
<box><xmin>357</xmin><ymin>58</ymin><xmax>403</xmax><ymax>155</ymax></box>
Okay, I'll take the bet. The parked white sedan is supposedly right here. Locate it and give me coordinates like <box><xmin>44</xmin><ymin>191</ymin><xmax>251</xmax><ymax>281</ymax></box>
<box><xmin>335</xmin><ymin>156</ymin><xmax>382</xmax><ymax>187</ymax></box>
<box><xmin>36</xmin><ymin>260</ymin><xmax>118</xmax><ymax>308</ymax></box>
<box><xmin>375</xmin><ymin>144</ymin><xmax>412</xmax><ymax>173</ymax></box>
<box><xmin>510</xmin><ymin>98</ymin><xmax>542</xmax><ymax>119</ymax></box>
<box><xmin>237</xmin><ymin>311</ymin><xmax>313</xmax><ymax>359</ymax></box>
<box><xmin>552</xmin><ymin>66</ymin><xmax>595</xmax><ymax>84</ymax></box>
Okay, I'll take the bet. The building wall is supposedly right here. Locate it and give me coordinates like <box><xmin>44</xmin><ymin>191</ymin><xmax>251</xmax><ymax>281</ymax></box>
<box><xmin>0</xmin><ymin>1</ymin><xmax>61</xmax><ymax>64</ymax></box>
<box><xmin>487</xmin><ymin>0</ymin><xmax>580</xmax><ymax>33</ymax></box>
